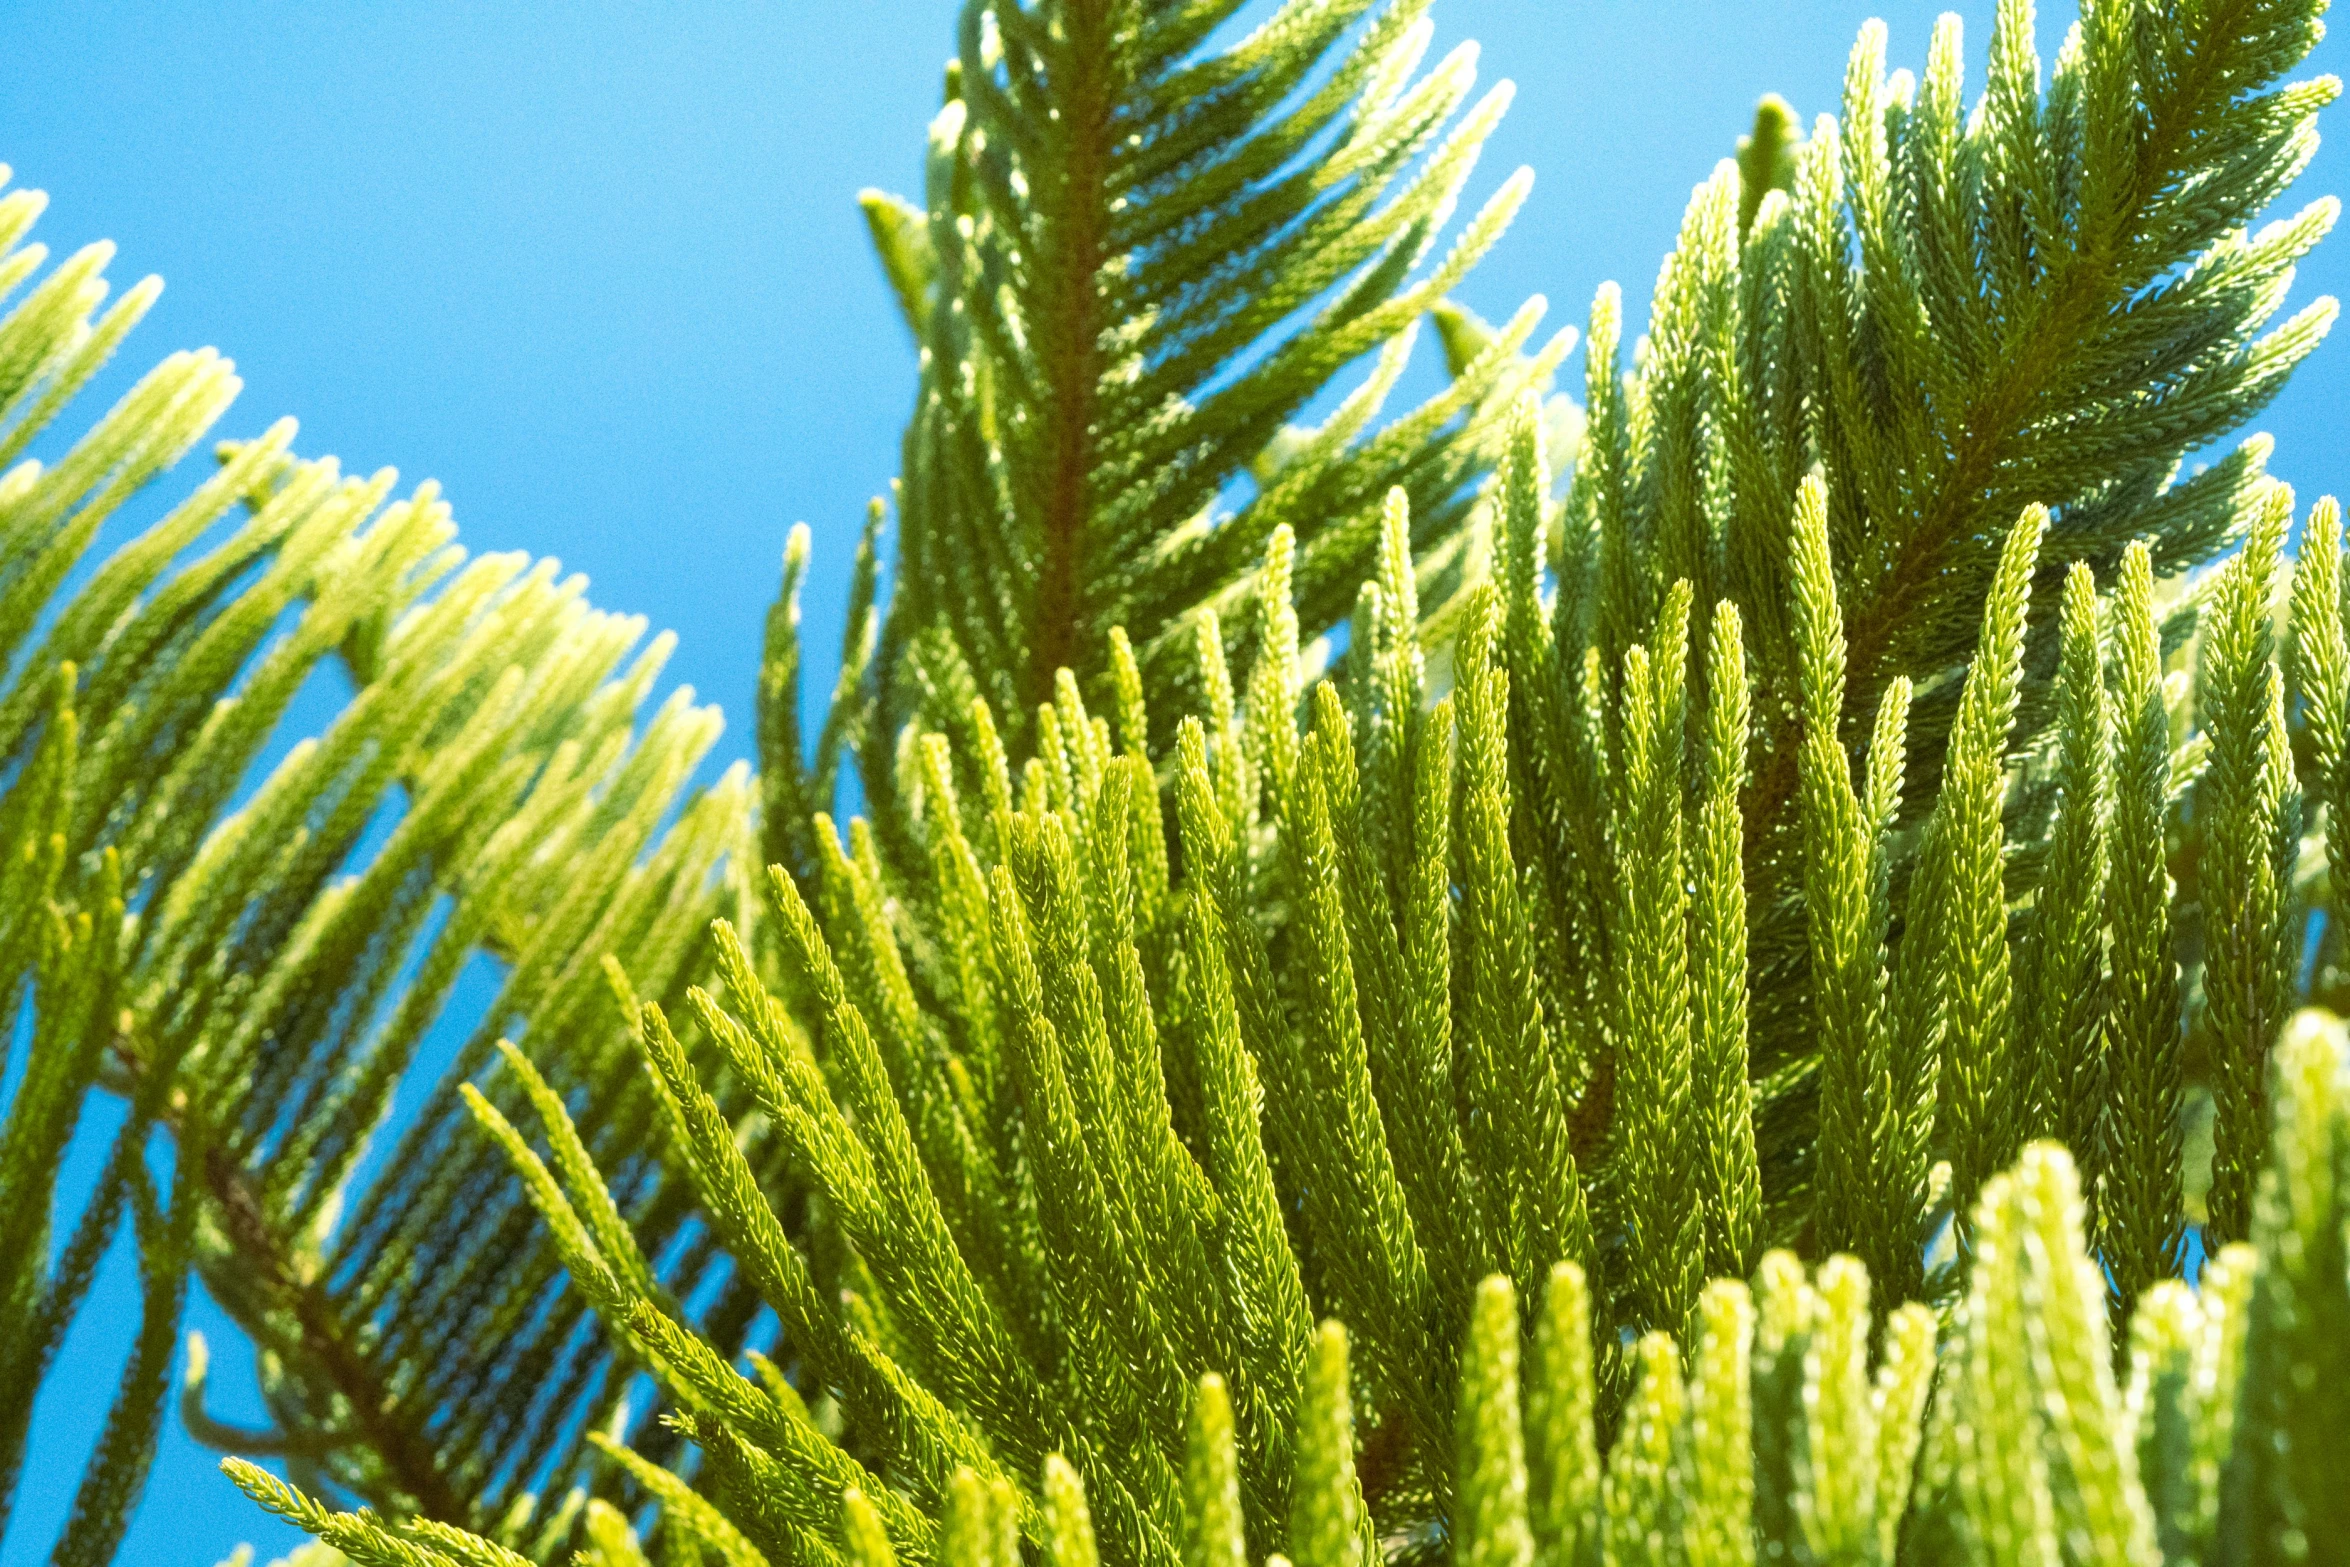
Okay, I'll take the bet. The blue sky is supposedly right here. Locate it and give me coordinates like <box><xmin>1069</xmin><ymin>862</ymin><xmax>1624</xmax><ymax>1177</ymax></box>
<box><xmin>1</xmin><ymin>1</ymin><xmax>2344</xmax><ymax>1561</ymax></box>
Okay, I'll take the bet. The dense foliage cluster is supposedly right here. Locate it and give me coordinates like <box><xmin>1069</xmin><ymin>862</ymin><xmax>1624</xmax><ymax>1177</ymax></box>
<box><xmin>238</xmin><ymin>1009</ymin><xmax>2350</xmax><ymax>1565</ymax></box>
<box><xmin>0</xmin><ymin>0</ymin><xmax>2341</xmax><ymax>1563</ymax></box>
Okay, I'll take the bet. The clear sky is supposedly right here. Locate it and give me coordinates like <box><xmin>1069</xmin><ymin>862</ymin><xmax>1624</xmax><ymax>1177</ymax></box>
<box><xmin>2</xmin><ymin>2</ymin><xmax>2343</xmax><ymax>1561</ymax></box>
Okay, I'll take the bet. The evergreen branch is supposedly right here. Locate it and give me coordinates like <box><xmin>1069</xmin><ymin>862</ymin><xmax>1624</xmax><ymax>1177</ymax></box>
<box><xmin>2200</xmin><ymin>482</ymin><xmax>2297</xmax><ymax>1242</ymax></box>
<box><xmin>265</xmin><ymin>1014</ymin><xmax>2350</xmax><ymax>1567</ymax></box>
<box><xmin>1691</xmin><ymin>601</ymin><xmax>1759</xmax><ymax>1281</ymax></box>
<box><xmin>2019</xmin><ymin>565</ymin><xmax>2113</xmax><ymax>1198</ymax></box>
<box><xmin>2103</xmin><ymin>541</ymin><xmax>2184</xmax><ymax>1313</ymax></box>
<box><xmin>1936</xmin><ymin>502</ymin><xmax>2046</xmax><ymax>1237</ymax></box>
<box><xmin>1611</xmin><ymin>581</ymin><xmax>1702</xmax><ymax>1336</ymax></box>
<box><xmin>0</xmin><ymin>0</ymin><xmax>2325</xmax><ymax>1557</ymax></box>
<box><xmin>877</xmin><ymin>0</ymin><xmax>1542</xmax><ymax>778</ymax></box>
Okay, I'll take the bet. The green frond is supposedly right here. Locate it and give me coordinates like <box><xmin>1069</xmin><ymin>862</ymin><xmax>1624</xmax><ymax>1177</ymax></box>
<box><xmin>2018</xmin><ymin>563</ymin><xmax>2113</xmax><ymax>1197</ymax></box>
<box><xmin>2104</xmin><ymin>541</ymin><xmax>2186</xmax><ymax>1315</ymax></box>
<box><xmin>2200</xmin><ymin>482</ymin><xmax>2300</xmax><ymax>1243</ymax></box>
<box><xmin>867</xmin><ymin>0</ymin><xmax>1554</xmax><ymax>795</ymax></box>
<box><xmin>0</xmin><ymin>164</ymin><xmax>758</xmax><ymax>1545</ymax></box>
<box><xmin>1935</xmin><ymin>501</ymin><xmax>2045</xmax><ymax>1237</ymax></box>
<box><xmin>19</xmin><ymin>0</ymin><xmax>2324</xmax><ymax>1559</ymax></box>
<box><xmin>271</xmin><ymin>1009</ymin><xmax>2350</xmax><ymax>1567</ymax></box>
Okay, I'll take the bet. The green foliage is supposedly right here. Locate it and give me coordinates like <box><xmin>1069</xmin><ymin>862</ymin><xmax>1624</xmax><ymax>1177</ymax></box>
<box><xmin>1500</xmin><ymin>0</ymin><xmax>2340</xmax><ymax>1305</ymax></box>
<box><xmin>2018</xmin><ymin>562</ymin><xmax>2111</xmax><ymax>1205</ymax></box>
<box><xmin>2104</xmin><ymin>542</ymin><xmax>2188</xmax><ymax>1317</ymax></box>
<box><xmin>2200</xmin><ymin>486</ymin><xmax>2301</xmax><ymax>1244</ymax></box>
<box><xmin>0</xmin><ymin>162</ymin><xmax>760</xmax><ymax>1550</ymax></box>
<box><xmin>0</xmin><ymin>0</ymin><xmax>2343</xmax><ymax>1560</ymax></box>
<box><xmin>225</xmin><ymin>0</ymin><xmax>2350</xmax><ymax>1558</ymax></box>
<box><xmin>337</xmin><ymin>431</ymin><xmax>2350</xmax><ymax>1560</ymax></box>
<box><xmin>249</xmin><ymin>1006</ymin><xmax>2350</xmax><ymax>1564</ymax></box>
<box><xmin>852</xmin><ymin>0</ymin><xmax>1559</xmax><ymax>841</ymax></box>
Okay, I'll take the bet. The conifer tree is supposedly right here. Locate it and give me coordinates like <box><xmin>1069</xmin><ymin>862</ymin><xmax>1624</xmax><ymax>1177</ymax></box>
<box><xmin>0</xmin><ymin>166</ymin><xmax>759</xmax><ymax>1554</ymax></box>
<box><xmin>821</xmin><ymin>0</ymin><xmax>1559</xmax><ymax>885</ymax></box>
<box><xmin>244</xmin><ymin>1011</ymin><xmax>2350</xmax><ymax>1565</ymax></box>
<box><xmin>0</xmin><ymin>0</ymin><xmax>2343</xmax><ymax>1561</ymax></box>
<box><xmin>5</xmin><ymin>0</ymin><xmax>1558</xmax><ymax>1544</ymax></box>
